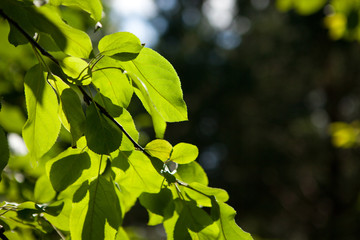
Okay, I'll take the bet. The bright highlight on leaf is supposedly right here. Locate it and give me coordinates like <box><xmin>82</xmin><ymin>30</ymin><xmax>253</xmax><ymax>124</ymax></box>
<box><xmin>170</xmin><ymin>143</ymin><xmax>198</xmax><ymax>164</ymax></box>
<box><xmin>22</xmin><ymin>65</ymin><xmax>61</xmax><ymax>161</ymax></box>
<box><xmin>61</xmin><ymin>57</ymin><xmax>91</xmax><ymax>85</ymax></box>
<box><xmin>145</xmin><ymin>139</ymin><xmax>173</xmax><ymax>161</ymax></box>
<box><xmin>98</xmin><ymin>32</ymin><xmax>144</xmax><ymax>57</ymax></box>
<box><xmin>70</xmin><ymin>177</ymin><xmax>122</xmax><ymax>240</ymax></box>
<box><xmin>122</xmin><ymin>48</ymin><xmax>188</xmax><ymax>123</ymax></box>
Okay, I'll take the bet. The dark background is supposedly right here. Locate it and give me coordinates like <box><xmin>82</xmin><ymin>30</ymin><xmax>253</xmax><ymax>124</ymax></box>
<box><xmin>140</xmin><ymin>1</ymin><xmax>360</xmax><ymax>239</ymax></box>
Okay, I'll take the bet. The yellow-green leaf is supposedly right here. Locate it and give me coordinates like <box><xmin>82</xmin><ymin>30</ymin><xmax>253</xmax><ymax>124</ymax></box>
<box><xmin>145</xmin><ymin>139</ymin><xmax>173</xmax><ymax>161</ymax></box>
<box><xmin>170</xmin><ymin>143</ymin><xmax>198</xmax><ymax>164</ymax></box>
<box><xmin>22</xmin><ymin>65</ymin><xmax>61</xmax><ymax>161</ymax></box>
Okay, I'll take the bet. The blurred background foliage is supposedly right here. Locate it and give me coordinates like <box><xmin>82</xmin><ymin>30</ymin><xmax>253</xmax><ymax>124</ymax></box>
<box><xmin>2</xmin><ymin>0</ymin><xmax>360</xmax><ymax>239</ymax></box>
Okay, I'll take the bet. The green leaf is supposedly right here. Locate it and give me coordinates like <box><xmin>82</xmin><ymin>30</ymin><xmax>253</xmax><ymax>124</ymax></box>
<box><xmin>57</xmin><ymin>0</ymin><xmax>103</xmax><ymax>22</ymax></box>
<box><xmin>0</xmin><ymin>0</ymin><xmax>36</xmax><ymax>46</ymax></box>
<box><xmin>114</xmin><ymin>109</ymin><xmax>139</xmax><ymax>151</ymax></box>
<box><xmin>185</xmin><ymin>182</ymin><xmax>229</xmax><ymax>207</ymax></box>
<box><xmin>92</xmin><ymin>57</ymin><xmax>133</xmax><ymax>110</ymax></box>
<box><xmin>44</xmin><ymin>193</ymin><xmax>73</xmax><ymax>231</ymax></box>
<box><xmin>0</xmin><ymin>126</ymin><xmax>9</xmax><ymax>180</ymax></box>
<box><xmin>139</xmin><ymin>188</ymin><xmax>174</xmax><ymax>225</ymax></box>
<box><xmin>46</xmin><ymin>137</ymin><xmax>107</xmax><ymax>189</ymax></box>
<box><xmin>127</xmin><ymin>71</ymin><xmax>167</xmax><ymax>138</ymax></box>
<box><xmin>70</xmin><ymin>177</ymin><xmax>122</xmax><ymax>240</ymax></box>
<box><xmin>34</xmin><ymin>175</ymin><xmax>56</xmax><ymax>203</ymax></box>
<box><xmin>170</xmin><ymin>143</ymin><xmax>198</xmax><ymax>164</ymax></box>
<box><xmin>176</xmin><ymin>161</ymin><xmax>209</xmax><ymax>186</ymax></box>
<box><xmin>49</xmin><ymin>152</ymin><xmax>91</xmax><ymax>192</ymax></box>
<box><xmin>36</xmin><ymin>5</ymin><xmax>93</xmax><ymax>58</ymax></box>
<box><xmin>145</xmin><ymin>139</ymin><xmax>173</xmax><ymax>161</ymax></box>
<box><xmin>211</xmin><ymin>200</ymin><xmax>253</xmax><ymax>240</ymax></box>
<box><xmin>48</xmin><ymin>75</ymin><xmax>86</xmax><ymax>145</ymax></box>
<box><xmin>61</xmin><ymin>56</ymin><xmax>91</xmax><ymax>85</ymax></box>
<box><xmin>174</xmin><ymin>200</ymin><xmax>219</xmax><ymax>240</ymax></box>
<box><xmin>115</xmin><ymin>227</ymin><xmax>130</xmax><ymax>240</ymax></box>
<box><xmin>111</xmin><ymin>151</ymin><xmax>164</xmax><ymax>214</ymax></box>
<box><xmin>122</xmin><ymin>48</ymin><xmax>188</xmax><ymax>123</ymax></box>
<box><xmin>22</xmin><ymin>65</ymin><xmax>61</xmax><ymax>161</ymax></box>
<box><xmin>1</xmin><ymin>1</ymin><xmax>92</xmax><ymax>57</ymax></box>
<box><xmin>61</xmin><ymin>88</ymin><xmax>86</xmax><ymax>144</ymax></box>
<box><xmin>85</xmin><ymin>103</ymin><xmax>122</xmax><ymax>154</ymax></box>
<box><xmin>98</xmin><ymin>32</ymin><xmax>143</xmax><ymax>57</ymax></box>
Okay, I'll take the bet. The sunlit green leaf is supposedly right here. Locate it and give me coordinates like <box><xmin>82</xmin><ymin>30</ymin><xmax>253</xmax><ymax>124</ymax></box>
<box><xmin>176</xmin><ymin>161</ymin><xmax>208</xmax><ymax>186</ymax></box>
<box><xmin>126</xmin><ymin>71</ymin><xmax>167</xmax><ymax>138</ymax></box>
<box><xmin>85</xmin><ymin>103</ymin><xmax>122</xmax><ymax>154</ymax></box>
<box><xmin>34</xmin><ymin>175</ymin><xmax>56</xmax><ymax>203</ymax></box>
<box><xmin>114</xmin><ymin>109</ymin><xmax>139</xmax><ymax>151</ymax></box>
<box><xmin>61</xmin><ymin>56</ymin><xmax>91</xmax><ymax>85</ymax></box>
<box><xmin>139</xmin><ymin>188</ymin><xmax>174</xmax><ymax>225</ymax></box>
<box><xmin>56</xmin><ymin>0</ymin><xmax>103</xmax><ymax>22</ymax></box>
<box><xmin>211</xmin><ymin>200</ymin><xmax>253</xmax><ymax>240</ymax></box>
<box><xmin>70</xmin><ymin>177</ymin><xmax>122</xmax><ymax>240</ymax></box>
<box><xmin>185</xmin><ymin>182</ymin><xmax>229</xmax><ymax>207</ymax></box>
<box><xmin>44</xmin><ymin>190</ymin><xmax>75</xmax><ymax>231</ymax></box>
<box><xmin>48</xmin><ymin>74</ymin><xmax>86</xmax><ymax>145</ymax></box>
<box><xmin>22</xmin><ymin>64</ymin><xmax>61</xmax><ymax>161</ymax></box>
<box><xmin>36</xmin><ymin>5</ymin><xmax>92</xmax><ymax>58</ymax></box>
<box><xmin>115</xmin><ymin>227</ymin><xmax>130</xmax><ymax>240</ymax></box>
<box><xmin>121</xmin><ymin>48</ymin><xmax>188</xmax><ymax>123</ymax></box>
<box><xmin>61</xmin><ymin>88</ymin><xmax>86</xmax><ymax>144</ymax></box>
<box><xmin>170</xmin><ymin>143</ymin><xmax>198</xmax><ymax>164</ymax></box>
<box><xmin>0</xmin><ymin>126</ymin><xmax>9</xmax><ymax>180</ymax></box>
<box><xmin>92</xmin><ymin>57</ymin><xmax>133</xmax><ymax>110</ymax></box>
<box><xmin>49</xmin><ymin>152</ymin><xmax>90</xmax><ymax>192</ymax></box>
<box><xmin>174</xmin><ymin>200</ymin><xmax>219</xmax><ymax>240</ymax></box>
<box><xmin>111</xmin><ymin>150</ymin><xmax>164</xmax><ymax>214</ymax></box>
<box><xmin>145</xmin><ymin>139</ymin><xmax>173</xmax><ymax>161</ymax></box>
<box><xmin>98</xmin><ymin>32</ymin><xmax>143</xmax><ymax>57</ymax></box>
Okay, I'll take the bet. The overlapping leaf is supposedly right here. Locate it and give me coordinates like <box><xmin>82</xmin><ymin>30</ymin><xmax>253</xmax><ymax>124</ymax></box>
<box><xmin>53</xmin><ymin>0</ymin><xmax>103</xmax><ymax>22</ymax></box>
<box><xmin>85</xmin><ymin>103</ymin><xmax>122</xmax><ymax>154</ymax></box>
<box><xmin>211</xmin><ymin>199</ymin><xmax>253</xmax><ymax>240</ymax></box>
<box><xmin>92</xmin><ymin>57</ymin><xmax>133</xmax><ymax>111</ymax></box>
<box><xmin>22</xmin><ymin>65</ymin><xmax>61</xmax><ymax>161</ymax></box>
<box><xmin>173</xmin><ymin>200</ymin><xmax>219</xmax><ymax>240</ymax></box>
<box><xmin>111</xmin><ymin>150</ymin><xmax>164</xmax><ymax>214</ymax></box>
<box><xmin>139</xmin><ymin>188</ymin><xmax>174</xmax><ymax>226</ymax></box>
<box><xmin>70</xmin><ymin>177</ymin><xmax>122</xmax><ymax>240</ymax></box>
<box><xmin>0</xmin><ymin>0</ymin><xmax>92</xmax><ymax>57</ymax></box>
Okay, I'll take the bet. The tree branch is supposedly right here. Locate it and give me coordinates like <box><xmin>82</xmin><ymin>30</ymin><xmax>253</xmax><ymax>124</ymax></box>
<box><xmin>0</xmin><ymin>9</ymin><xmax>149</xmax><ymax>156</ymax></box>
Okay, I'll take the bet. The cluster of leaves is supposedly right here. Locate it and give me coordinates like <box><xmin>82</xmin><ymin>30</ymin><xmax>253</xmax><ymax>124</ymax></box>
<box><xmin>0</xmin><ymin>0</ymin><xmax>252</xmax><ymax>239</ymax></box>
<box><xmin>277</xmin><ymin>0</ymin><xmax>360</xmax><ymax>41</ymax></box>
